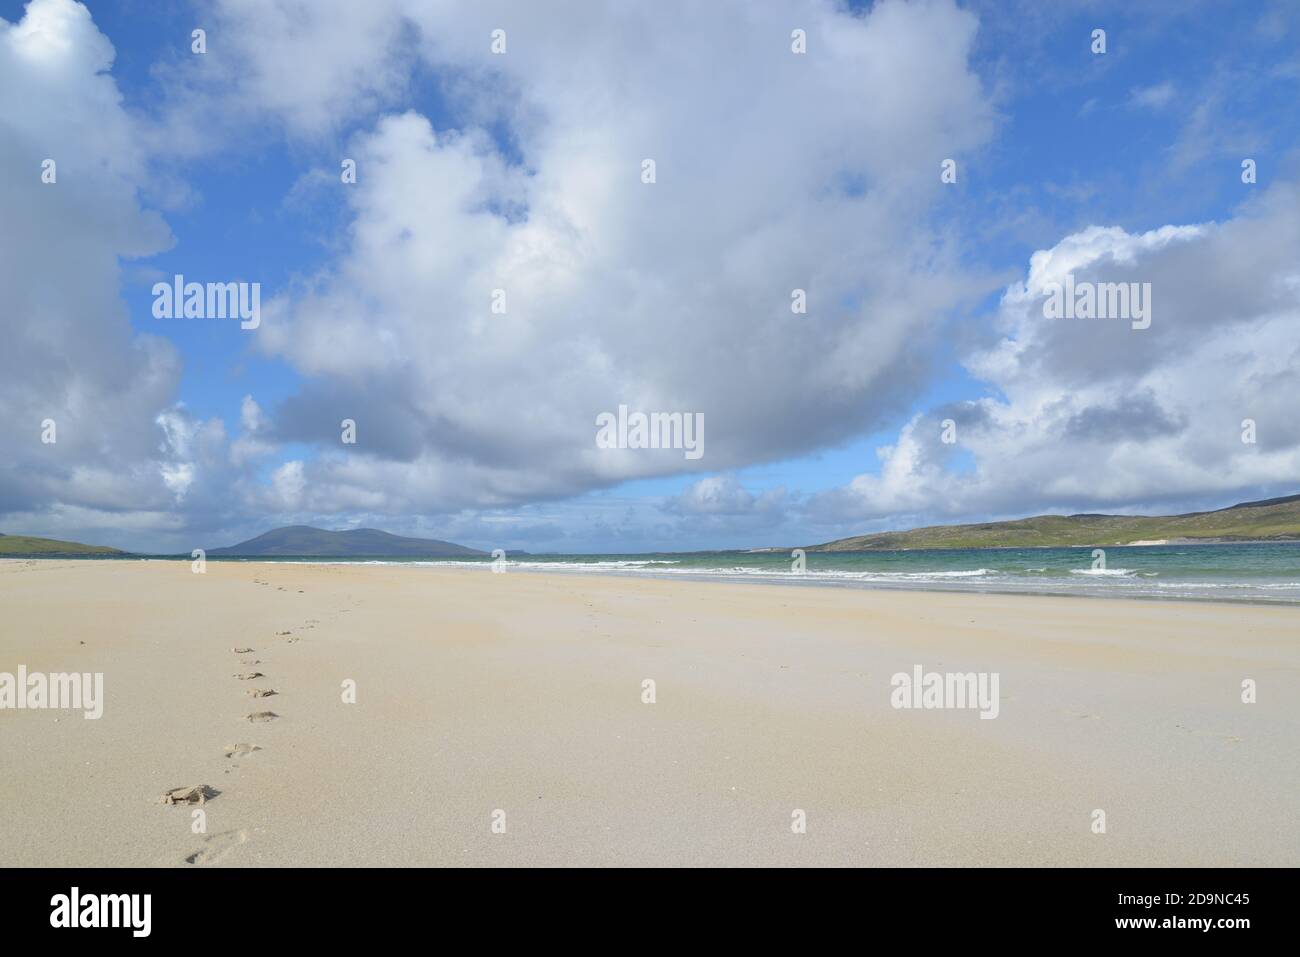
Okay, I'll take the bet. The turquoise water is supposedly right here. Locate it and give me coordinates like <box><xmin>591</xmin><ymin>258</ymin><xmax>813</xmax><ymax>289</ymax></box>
<box><xmin>203</xmin><ymin>542</ymin><xmax>1300</xmax><ymax>603</ymax></box>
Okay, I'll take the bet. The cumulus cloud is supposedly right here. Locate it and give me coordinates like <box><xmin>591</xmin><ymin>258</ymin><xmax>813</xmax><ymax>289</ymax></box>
<box><xmin>269</xmin><ymin>460</ymin><xmax>307</xmax><ymax>509</ymax></box>
<box><xmin>144</xmin><ymin>0</ymin><xmax>417</xmax><ymax>151</ymax></box>
<box><xmin>0</xmin><ymin>1</ymin><xmax>286</xmax><ymax>550</ymax></box>
<box><xmin>234</xmin><ymin>0</ymin><xmax>996</xmax><ymax>514</ymax></box>
<box><xmin>811</xmin><ymin>182</ymin><xmax>1300</xmax><ymax>524</ymax></box>
<box><xmin>0</xmin><ymin>0</ymin><xmax>181</xmax><ymax>533</ymax></box>
<box><xmin>667</xmin><ymin>475</ymin><xmax>785</xmax><ymax>517</ymax></box>
<box><xmin>229</xmin><ymin>395</ymin><xmax>276</xmax><ymax>467</ymax></box>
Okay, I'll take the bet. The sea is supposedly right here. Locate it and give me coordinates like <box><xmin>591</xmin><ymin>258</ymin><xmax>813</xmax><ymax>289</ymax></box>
<box><xmin>187</xmin><ymin>542</ymin><xmax>1300</xmax><ymax>604</ymax></box>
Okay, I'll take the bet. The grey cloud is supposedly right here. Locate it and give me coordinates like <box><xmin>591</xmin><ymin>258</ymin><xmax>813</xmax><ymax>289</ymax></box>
<box><xmin>1061</xmin><ymin>391</ymin><xmax>1186</xmax><ymax>441</ymax></box>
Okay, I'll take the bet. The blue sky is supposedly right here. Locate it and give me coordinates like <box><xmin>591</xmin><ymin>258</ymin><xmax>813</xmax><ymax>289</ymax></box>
<box><xmin>3</xmin><ymin>0</ymin><xmax>1299</xmax><ymax>553</ymax></box>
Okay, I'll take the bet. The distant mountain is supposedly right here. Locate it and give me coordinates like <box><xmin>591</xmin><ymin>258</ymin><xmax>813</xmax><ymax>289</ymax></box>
<box><xmin>0</xmin><ymin>532</ymin><xmax>124</xmax><ymax>556</ymax></box>
<box><xmin>207</xmin><ymin>525</ymin><xmax>487</xmax><ymax>558</ymax></box>
<box><xmin>810</xmin><ymin>494</ymin><xmax>1300</xmax><ymax>552</ymax></box>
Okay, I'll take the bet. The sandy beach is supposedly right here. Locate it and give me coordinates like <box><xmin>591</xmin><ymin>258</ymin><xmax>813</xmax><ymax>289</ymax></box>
<box><xmin>1</xmin><ymin>558</ymin><xmax>1296</xmax><ymax>867</ymax></box>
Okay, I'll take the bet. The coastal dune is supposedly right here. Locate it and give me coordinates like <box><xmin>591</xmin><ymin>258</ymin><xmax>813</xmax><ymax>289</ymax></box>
<box><xmin>1</xmin><ymin>559</ymin><xmax>1296</xmax><ymax>867</ymax></box>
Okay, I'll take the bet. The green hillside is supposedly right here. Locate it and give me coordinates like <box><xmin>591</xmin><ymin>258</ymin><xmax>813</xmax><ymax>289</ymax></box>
<box><xmin>0</xmin><ymin>533</ymin><xmax>124</xmax><ymax>556</ymax></box>
<box><xmin>810</xmin><ymin>494</ymin><xmax>1300</xmax><ymax>552</ymax></box>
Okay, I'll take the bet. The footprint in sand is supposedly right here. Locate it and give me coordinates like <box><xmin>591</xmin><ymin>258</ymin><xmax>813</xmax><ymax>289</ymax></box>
<box><xmin>232</xmin><ymin>647</ymin><xmax>254</xmax><ymax>654</ymax></box>
<box><xmin>159</xmin><ymin>784</ymin><xmax>218</xmax><ymax>805</ymax></box>
<box><xmin>184</xmin><ymin>828</ymin><xmax>249</xmax><ymax>865</ymax></box>
<box><xmin>245</xmin><ymin>688</ymin><xmax>277</xmax><ymax>698</ymax></box>
<box><xmin>245</xmin><ymin>711</ymin><xmax>279</xmax><ymax>722</ymax></box>
<box><xmin>240</xmin><ymin>659</ymin><xmax>261</xmax><ymax>665</ymax></box>
<box><xmin>223</xmin><ymin>743</ymin><xmax>262</xmax><ymax>759</ymax></box>
<box><xmin>233</xmin><ymin>672</ymin><xmax>264</xmax><ymax>680</ymax></box>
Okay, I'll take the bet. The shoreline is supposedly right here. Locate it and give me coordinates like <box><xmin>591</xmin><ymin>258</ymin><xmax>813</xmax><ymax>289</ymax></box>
<box><xmin>8</xmin><ymin>556</ymin><xmax>1299</xmax><ymax>607</ymax></box>
<box><xmin>804</xmin><ymin>537</ymin><xmax>1300</xmax><ymax>552</ymax></box>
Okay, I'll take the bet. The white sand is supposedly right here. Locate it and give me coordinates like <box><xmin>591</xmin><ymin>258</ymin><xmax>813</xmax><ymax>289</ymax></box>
<box><xmin>1</xmin><ymin>559</ymin><xmax>1296</xmax><ymax>866</ymax></box>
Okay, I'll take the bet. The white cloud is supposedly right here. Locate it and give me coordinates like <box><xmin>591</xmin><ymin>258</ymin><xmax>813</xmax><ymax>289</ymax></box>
<box><xmin>0</xmin><ymin>0</ymin><xmax>183</xmax><ymax>525</ymax></box>
<box><xmin>812</xmin><ymin>183</ymin><xmax>1300</xmax><ymax>524</ymax></box>
<box><xmin>1130</xmin><ymin>81</ymin><xmax>1175</xmax><ymax>109</ymax></box>
<box><xmin>666</xmin><ymin>475</ymin><xmax>785</xmax><ymax>517</ymax></box>
<box><xmin>230</xmin><ymin>395</ymin><xmax>276</xmax><ymax>467</ymax></box>
<box><xmin>270</xmin><ymin>460</ymin><xmax>307</xmax><ymax>509</ymax></box>
<box><xmin>234</xmin><ymin>0</ymin><xmax>996</xmax><ymax>514</ymax></box>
